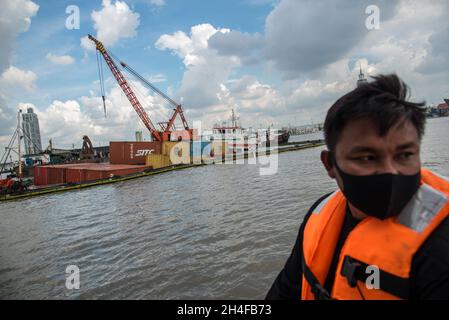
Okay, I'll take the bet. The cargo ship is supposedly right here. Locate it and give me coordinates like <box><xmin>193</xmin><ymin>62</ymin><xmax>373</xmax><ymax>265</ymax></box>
<box><xmin>205</xmin><ymin>109</ymin><xmax>290</xmax><ymax>153</ymax></box>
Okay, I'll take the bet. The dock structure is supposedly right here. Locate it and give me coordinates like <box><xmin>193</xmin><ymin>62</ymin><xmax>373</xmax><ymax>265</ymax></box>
<box><xmin>285</xmin><ymin>124</ymin><xmax>323</xmax><ymax>136</ymax></box>
<box><xmin>1</xmin><ymin>140</ymin><xmax>325</xmax><ymax>202</ymax></box>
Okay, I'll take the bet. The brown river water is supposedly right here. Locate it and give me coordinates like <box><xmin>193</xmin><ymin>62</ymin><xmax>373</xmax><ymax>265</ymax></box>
<box><xmin>1</xmin><ymin>117</ymin><xmax>448</xmax><ymax>299</ymax></box>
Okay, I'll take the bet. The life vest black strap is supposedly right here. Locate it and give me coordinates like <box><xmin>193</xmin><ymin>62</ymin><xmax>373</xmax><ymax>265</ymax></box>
<box><xmin>300</xmin><ymin>192</ymin><xmax>334</xmax><ymax>300</ymax></box>
<box><xmin>341</xmin><ymin>255</ymin><xmax>410</xmax><ymax>300</ymax></box>
<box><xmin>302</xmin><ymin>253</ymin><xmax>332</xmax><ymax>300</ymax></box>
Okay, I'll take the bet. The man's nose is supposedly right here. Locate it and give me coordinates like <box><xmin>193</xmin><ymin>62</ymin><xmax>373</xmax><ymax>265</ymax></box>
<box><xmin>377</xmin><ymin>158</ymin><xmax>399</xmax><ymax>175</ymax></box>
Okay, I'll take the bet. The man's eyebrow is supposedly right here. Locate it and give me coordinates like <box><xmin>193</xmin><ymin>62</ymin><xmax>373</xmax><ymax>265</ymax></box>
<box><xmin>396</xmin><ymin>142</ymin><xmax>419</xmax><ymax>150</ymax></box>
<box><xmin>347</xmin><ymin>146</ymin><xmax>379</xmax><ymax>154</ymax></box>
<box><xmin>347</xmin><ymin>142</ymin><xmax>419</xmax><ymax>154</ymax></box>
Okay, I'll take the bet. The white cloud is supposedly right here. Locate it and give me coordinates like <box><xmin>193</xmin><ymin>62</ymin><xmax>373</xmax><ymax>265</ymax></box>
<box><xmin>155</xmin><ymin>21</ymin><xmax>361</xmax><ymax>127</ymax></box>
<box><xmin>222</xmin><ymin>76</ymin><xmax>284</xmax><ymax>112</ymax></box>
<box><xmin>46</xmin><ymin>53</ymin><xmax>75</xmax><ymax>65</ymax></box>
<box><xmin>156</xmin><ymin>24</ymin><xmax>238</xmax><ymax>111</ymax></box>
<box><xmin>265</xmin><ymin>0</ymin><xmax>397</xmax><ymax>76</ymax></box>
<box><xmin>156</xmin><ymin>24</ymin><xmax>230</xmax><ymax>66</ymax></box>
<box><xmin>25</xmin><ymin>78</ymin><xmax>177</xmax><ymax>149</ymax></box>
<box><xmin>19</xmin><ymin>101</ymin><xmax>106</xmax><ymax>148</ymax></box>
<box><xmin>0</xmin><ymin>0</ymin><xmax>38</xmax><ymax>142</ymax></box>
<box><xmin>147</xmin><ymin>73</ymin><xmax>166</xmax><ymax>83</ymax></box>
<box><xmin>155</xmin><ymin>21</ymin><xmax>355</xmax><ymax>127</ymax></box>
<box><xmin>0</xmin><ymin>65</ymin><xmax>37</xmax><ymax>92</ymax></box>
<box><xmin>150</xmin><ymin>0</ymin><xmax>165</xmax><ymax>6</ymax></box>
<box><xmin>155</xmin><ymin>0</ymin><xmax>449</xmax><ymax>128</ymax></box>
<box><xmin>209</xmin><ymin>30</ymin><xmax>264</xmax><ymax>64</ymax></box>
<box><xmin>0</xmin><ymin>0</ymin><xmax>39</xmax><ymax>72</ymax></box>
<box><xmin>80</xmin><ymin>36</ymin><xmax>96</xmax><ymax>52</ymax></box>
<box><xmin>156</xmin><ymin>30</ymin><xmax>195</xmax><ymax>64</ymax></box>
<box><xmin>81</xmin><ymin>0</ymin><xmax>140</xmax><ymax>50</ymax></box>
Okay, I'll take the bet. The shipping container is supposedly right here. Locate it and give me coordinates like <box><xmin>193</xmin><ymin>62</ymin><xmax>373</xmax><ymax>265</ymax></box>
<box><xmin>66</xmin><ymin>168</ymin><xmax>85</xmax><ymax>184</ymax></box>
<box><xmin>162</xmin><ymin>141</ymin><xmax>190</xmax><ymax>164</ymax></box>
<box><xmin>36</xmin><ymin>162</ymin><xmax>148</xmax><ymax>185</ymax></box>
<box><xmin>47</xmin><ymin>167</ymin><xmax>66</xmax><ymax>185</ymax></box>
<box><xmin>82</xmin><ymin>164</ymin><xmax>148</xmax><ymax>182</ymax></box>
<box><xmin>33</xmin><ymin>166</ymin><xmax>49</xmax><ymax>186</ymax></box>
<box><xmin>35</xmin><ymin>164</ymin><xmax>80</xmax><ymax>186</ymax></box>
<box><xmin>110</xmin><ymin>141</ymin><xmax>161</xmax><ymax>165</ymax></box>
<box><xmin>84</xmin><ymin>169</ymin><xmax>104</xmax><ymax>181</ymax></box>
<box><xmin>146</xmin><ymin>154</ymin><xmax>171</xmax><ymax>169</ymax></box>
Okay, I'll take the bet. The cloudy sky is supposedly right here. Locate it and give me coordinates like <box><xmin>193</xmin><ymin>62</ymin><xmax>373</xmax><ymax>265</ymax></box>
<box><xmin>0</xmin><ymin>0</ymin><xmax>448</xmax><ymax>152</ymax></box>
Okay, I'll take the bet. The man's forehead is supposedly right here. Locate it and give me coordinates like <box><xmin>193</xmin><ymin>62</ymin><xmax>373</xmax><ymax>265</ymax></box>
<box><xmin>337</xmin><ymin>117</ymin><xmax>420</xmax><ymax>152</ymax></box>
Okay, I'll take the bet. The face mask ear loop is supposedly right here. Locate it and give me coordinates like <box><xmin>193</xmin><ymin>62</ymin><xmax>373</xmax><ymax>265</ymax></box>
<box><xmin>328</xmin><ymin>151</ymin><xmax>339</xmax><ymax>172</ymax></box>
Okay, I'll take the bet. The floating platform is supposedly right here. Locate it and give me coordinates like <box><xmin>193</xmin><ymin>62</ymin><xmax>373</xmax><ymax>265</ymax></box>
<box><xmin>33</xmin><ymin>162</ymin><xmax>149</xmax><ymax>186</ymax></box>
<box><xmin>1</xmin><ymin>140</ymin><xmax>325</xmax><ymax>202</ymax></box>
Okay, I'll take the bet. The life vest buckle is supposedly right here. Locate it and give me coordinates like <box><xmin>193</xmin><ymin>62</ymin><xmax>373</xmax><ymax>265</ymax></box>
<box><xmin>341</xmin><ymin>256</ymin><xmax>362</xmax><ymax>288</ymax></box>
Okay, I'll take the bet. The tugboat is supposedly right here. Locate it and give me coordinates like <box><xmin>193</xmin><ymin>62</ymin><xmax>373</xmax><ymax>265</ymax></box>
<box><xmin>208</xmin><ymin>109</ymin><xmax>290</xmax><ymax>152</ymax></box>
<box><xmin>210</xmin><ymin>109</ymin><xmax>253</xmax><ymax>152</ymax></box>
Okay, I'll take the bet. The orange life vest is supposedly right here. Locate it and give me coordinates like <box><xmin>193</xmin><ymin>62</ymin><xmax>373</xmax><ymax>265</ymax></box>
<box><xmin>301</xmin><ymin>168</ymin><xmax>449</xmax><ymax>300</ymax></box>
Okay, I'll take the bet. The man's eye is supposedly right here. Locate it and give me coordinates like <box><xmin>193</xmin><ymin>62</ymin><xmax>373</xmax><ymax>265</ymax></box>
<box><xmin>398</xmin><ymin>152</ymin><xmax>414</xmax><ymax>160</ymax></box>
<box><xmin>354</xmin><ymin>155</ymin><xmax>375</xmax><ymax>161</ymax></box>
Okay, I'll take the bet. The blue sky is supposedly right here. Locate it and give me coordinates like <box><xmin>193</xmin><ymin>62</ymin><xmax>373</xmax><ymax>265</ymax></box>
<box><xmin>12</xmin><ymin>0</ymin><xmax>273</xmax><ymax>107</ymax></box>
<box><xmin>1</xmin><ymin>0</ymin><xmax>449</xmax><ymax>150</ymax></box>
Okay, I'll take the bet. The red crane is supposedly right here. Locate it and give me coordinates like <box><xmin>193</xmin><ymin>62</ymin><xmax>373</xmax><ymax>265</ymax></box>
<box><xmin>119</xmin><ymin>61</ymin><xmax>192</xmax><ymax>141</ymax></box>
<box><xmin>88</xmin><ymin>34</ymin><xmax>192</xmax><ymax>142</ymax></box>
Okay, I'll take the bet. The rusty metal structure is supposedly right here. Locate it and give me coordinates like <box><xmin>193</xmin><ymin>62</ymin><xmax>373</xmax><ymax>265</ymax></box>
<box><xmin>88</xmin><ymin>34</ymin><xmax>192</xmax><ymax>142</ymax></box>
<box><xmin>80</xmin><ymin>135</ymin><xmax>95</xmax><ymax>160</ymax></box>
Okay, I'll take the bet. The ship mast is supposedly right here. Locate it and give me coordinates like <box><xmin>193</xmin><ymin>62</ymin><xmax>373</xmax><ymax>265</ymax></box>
<box><xmin>231</xmin><ymin>109</ymin><xmax>236</xmax><ymax>133</ymax></box>
<box><xmin>17</xmin><ymin>110</ymin><xmax>22</xmax><ymax>179</ymax></box>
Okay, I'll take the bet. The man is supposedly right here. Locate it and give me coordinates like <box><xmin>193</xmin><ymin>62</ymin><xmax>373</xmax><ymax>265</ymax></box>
<box><xmin>266</xmin><ymin>74</ymin><xmax>449</xmax><ymax>300</ymax></box>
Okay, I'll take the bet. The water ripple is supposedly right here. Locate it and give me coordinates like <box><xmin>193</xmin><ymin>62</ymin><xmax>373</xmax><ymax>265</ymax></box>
<box><xmin>1</xmin><ymin>118</ymin><xmax>448</xmax><ymax>299</ymax></box>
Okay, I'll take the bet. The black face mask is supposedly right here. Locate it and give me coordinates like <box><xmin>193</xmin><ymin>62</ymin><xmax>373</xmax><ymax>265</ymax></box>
<box><xmin>331</xmin><ymin>155</ymin><xmax>421</xmax><ymax>220</ymax></box>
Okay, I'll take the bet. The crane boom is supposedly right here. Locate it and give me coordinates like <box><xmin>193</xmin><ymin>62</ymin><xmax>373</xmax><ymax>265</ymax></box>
<box><xmin>122</xmin><ymin>62</ymin><xmax>178</xmax><ymax>107</ymax></box>
<box><xmin>120</xmin><ymin>61</ymin><xmax>190</xmax><ymax>133</ymax></box>
<box><xmin>88</xmin><ymin>34</ymin><xmax>162</xmax><ymax>142</ymax></box>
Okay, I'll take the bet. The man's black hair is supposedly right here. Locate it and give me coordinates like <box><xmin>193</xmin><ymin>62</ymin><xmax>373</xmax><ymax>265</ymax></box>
<box><xmin>323</xmin><ymin>74</ymin><xmax>426</xmax><ymax>152</ymax></box>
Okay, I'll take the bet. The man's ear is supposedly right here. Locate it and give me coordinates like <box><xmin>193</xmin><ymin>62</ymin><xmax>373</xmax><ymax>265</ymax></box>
<box><xmin>321</xmin><ymin>150</ymin><xmax>336</xmax><ymax>179</ymax></box>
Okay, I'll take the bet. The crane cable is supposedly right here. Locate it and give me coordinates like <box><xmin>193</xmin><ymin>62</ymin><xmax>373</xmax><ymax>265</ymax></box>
<box><xmin>123</xmin><ymin>64</ymin><xmax>183</xmax><ymax>130</ymax></box>
<box><xmin>123</xmin><ymin>63</ymin><xmax>178</xmax><ymax>107</ymax></box>
<box><xmin>96</xmin><ymin>50</ymin><xmax>107</xmax><ymax>118</ymax></box>
<box><xmin>107</xmin><ymin>50</ymin><xmax>174</xmax><ymax>126</ymax></box>
<box><xmin>0</xmin><ymin>128</ymin><xmax>19</xmax><ymax>176</ymax></box>
<box><xmin>126</xmin><ymin>74</ymin><xmax>171</xmax><ymax>127</ymax></box>
<box><xmin>123</xmin><ymin>67</ymin><xmax>185</xmax><ymax>131</ymax></box>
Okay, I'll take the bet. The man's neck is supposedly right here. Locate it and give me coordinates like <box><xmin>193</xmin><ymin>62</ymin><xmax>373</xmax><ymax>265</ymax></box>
<box><xmin>348</xmin><ymin>203</ymin><xmax>368</xmax><ymax>220</ymax></box>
